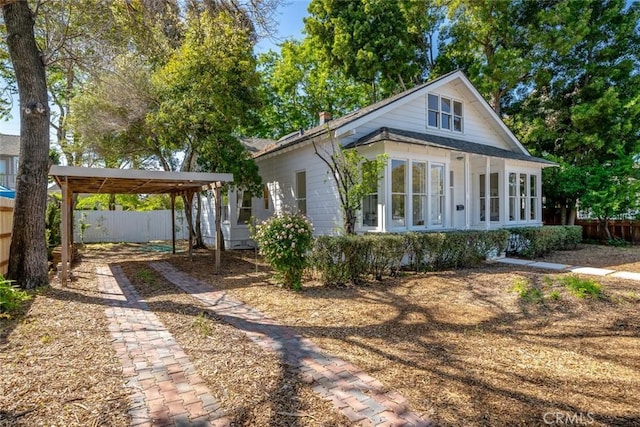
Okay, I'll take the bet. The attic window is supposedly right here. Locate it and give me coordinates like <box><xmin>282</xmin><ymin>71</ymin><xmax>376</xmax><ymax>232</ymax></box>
<box><xmin>428</xmin><ymin>94</ymin><xmax>463</xmax><ymax>133</ymax></box>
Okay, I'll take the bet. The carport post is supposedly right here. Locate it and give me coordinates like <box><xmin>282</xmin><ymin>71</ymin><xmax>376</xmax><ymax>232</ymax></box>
<box><xmin>60</xmin><ymin>178</ymin><xmax>69</xmax><ymax>283</ymax></box>
<box><xmin>214</xmin><ymin>183</ymin><xmax>222</xmax><ymax>274</ymax></box>
<box><xmin>171</xmin><ymin>193</ymin><xmax>176</xmax><ymax>254</ymax></box>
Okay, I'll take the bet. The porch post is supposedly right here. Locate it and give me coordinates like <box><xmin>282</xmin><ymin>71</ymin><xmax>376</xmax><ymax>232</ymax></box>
<box><xmin>485</xmin><ymin>156</ymin><xmax>490</xmax><ymax>230</ymax></box>
<box><xmin>465</xmin><ymin>154</ymin><xmax>470</xmax><ymax>230</ymax></box>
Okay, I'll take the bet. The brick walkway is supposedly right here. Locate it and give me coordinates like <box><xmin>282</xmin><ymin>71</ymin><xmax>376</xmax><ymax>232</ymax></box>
<box><xmin>96</xmin><ymin>265</ymin><xmax>230</xmax><ymax>427</ymax></box>
<box><xmin>150</xmin><ymin>261</ymin><xmax>433</xmax><ymax>427</ymax></box>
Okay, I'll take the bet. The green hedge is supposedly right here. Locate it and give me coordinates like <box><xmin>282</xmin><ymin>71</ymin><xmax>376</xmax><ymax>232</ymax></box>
<box><xmin>310</xmin><ymin>230</ymin><xmax>510</xmax><ymax>285</ymax></box>
<box><xmin>506</xmin><ymin>225</ymin><xmax>582</xmax><ymax>258</ymax></box>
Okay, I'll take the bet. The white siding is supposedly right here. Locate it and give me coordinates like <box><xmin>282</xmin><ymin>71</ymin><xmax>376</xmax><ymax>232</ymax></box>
<box><xmin>340</xmin><ymin>81</ymin><xmax>512</xmax><ymax>151</ymax></box>
<box><xmin>256</xmin><ymin>139</ymin><xmax>342</xmax><ymax>235</ymax></box>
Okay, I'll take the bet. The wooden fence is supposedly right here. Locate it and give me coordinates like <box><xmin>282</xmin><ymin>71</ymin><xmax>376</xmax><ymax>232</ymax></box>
<box><xmin>0</xmin><ymin>197</ymin><xmax>14</xmax><ymax>275</ymax></box>
<box><xmin>575</xmin><ymin>219</ymin><xmax>640</xmax><ymax>244</ymax></box>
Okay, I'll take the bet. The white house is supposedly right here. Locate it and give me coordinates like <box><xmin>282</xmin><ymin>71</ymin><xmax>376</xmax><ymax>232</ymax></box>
<box><xmin>222</xmin><ymin>70</ymin><xmax>554</xmax><ymax>247</ymax></box>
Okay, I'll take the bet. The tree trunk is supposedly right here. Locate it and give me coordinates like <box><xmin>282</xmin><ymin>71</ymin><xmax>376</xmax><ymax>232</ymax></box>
<box><xmin>567</xmin><ymin>203</ymin><xmax>577</xmax><ymax>226</ymax></box>
<box><xmin>3</xmin><ymin>1</ymin><xmax>50</xmax><ymax>289</ymax></box>
<box><xmin>344</xmin><ymin>208</ymin><xmax>356</xmax><ymax>235</ymax></box>
<box><xmin>560</xmin><ymin>205</ymin><xmax>567</xmax><ymax>225</ymax></box>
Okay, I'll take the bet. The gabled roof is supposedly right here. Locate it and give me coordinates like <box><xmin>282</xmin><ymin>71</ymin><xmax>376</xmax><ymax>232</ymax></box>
<box><xmin>349</xmin><ymin>128</ymin><xmax>556</xmax><ymax>166</ymax></box>
<box><xmin>0</xmin><ymin>133</ymin><xmax>20</xmax><ymax>157</ymax></box>
<box><xmin>254</xmin><ymin>70</ymin><xmax>532</xmax><ymax>160</ymax></box>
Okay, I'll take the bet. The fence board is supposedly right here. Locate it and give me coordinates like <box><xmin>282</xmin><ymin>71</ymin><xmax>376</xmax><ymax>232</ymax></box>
<box><xmin>72</xmin><ymin>209</ymin><xmax>217</xmax><ymax>244</ymax></box>
<box><xmin>0</xmin><ymin>197</ymin><xmax>14</xmax><ymax>275</ymax></box>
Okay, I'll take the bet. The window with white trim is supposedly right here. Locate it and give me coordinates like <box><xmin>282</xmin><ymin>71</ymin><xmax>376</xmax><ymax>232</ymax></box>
<box><xmin>519</xmin><ymin>174</ymin><xmax>527</xmax><ymax>221</ymax></box>
<box><xmin>295</xmin><ymin>170</ymin><xmax>306</xmax><ymax>215</ymax></box>
<box><xmin>530</xmin><ymin>174</ymin><xmax>538</xmax><ymax>220</ymax></box>
<box><xmin>479</xmin><ymin>173</ymin><xmax>500</xmax><ymax>222</ymax></box>
<box><xmin>237</xmin><ymin>190</ymin><xmax>252</xmax><ymax>224</ymax></box>
<box><xmin>430</xmin><ymin>164</ymin><xmax>445</xmax><ymax>225</ymax></box>
<box><xmin>362</xmin><ymin>162</ymin><xmax>379</xmax><ymax>227</ymax></box>
<box><xmin>391</xmin><ymin>160</ymin><xmax>406</xmax><ymax>227</ymax></box>
<box><xmin>509</xmin><ymin>173</ymin><xmax>517</xmax><ymax>221</ymax></box>
<box><xmin>427</xmin><ymin>93</ymin><xmax>463</xmax><ymax>132</ymax></box>
<box><xmin>412</xmin><ymin>162</ymin><xmax>427</xmax><ymax>226</ymax></box>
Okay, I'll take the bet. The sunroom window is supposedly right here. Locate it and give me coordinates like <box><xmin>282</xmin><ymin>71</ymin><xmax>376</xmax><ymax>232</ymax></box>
<box><xmin>391</xmin><ymin>160</ymin><xmax>407</xmax><ymax>227</ymax></box>
<box><xmin>362</xmin><ymin>162</ymin><xmax>379</xmax><ymax>227</ymax></box>
<box><xmin>430</xmin><ymin>164</ymin><xmax>444</xmax><ymax>225</ymax></box>
<box><xmin>479</xmin><ymin>173</ymin><xmax>500</xmax><ymax>222</ymax></box>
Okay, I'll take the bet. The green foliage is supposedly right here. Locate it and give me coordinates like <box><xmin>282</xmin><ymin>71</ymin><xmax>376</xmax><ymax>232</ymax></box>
<box><xmin>509</xmin><ymin>1</ymin><xmax>640</xmax><ymax>222</ymax></box>
<box><xmin>135</xmin><ymin>268</ymin><xmax>156</xmax><ymax>285</ymax></box>
<box><xmin>507</xmin><ymin>226</ymin><xmax>582</xmax><ymax>259</ymax></box>
<box><xmin>310</xmin><ymin>235</ymin><xmax>368</xmax><ymax>285</ymax></box>
<box><xmin>559</xmin><ymin>275</ymin><xmax>603</xmax><ymax>299</ymax></box>
<box><xmin>75</xmin><ymin>194</ymin><xmax>184</xmax><ymax>211</ymax></box>
<box><xmin>253</xmin><ymin>39</ymin><xmax>371</xmax><ymax>139</ymax></box>
<box><xmin>253</xmin><ymin>212</ymin><xmax>314</xmax><ymax>290</ymax></box>
<box><xmin>0</xmin><ymin>275</ymin><xmax>31</xmax><ymax>317</ymax></box>
<box><xmin>311</xmin><ymin>230</ymin><xmax>509</xmax><ymax>285</ymax></box>
<box><xmin>306</xmin><ymin>0</ymin><xmax>442</xmax><ymax>100</ymax></box>
<box><xmin>511</xmin><ymin>278</ymin><xmax>544</xmax><ymax>303</ymax></box>
<box><xmin>608</xmin><ymin>237</ymin><xmax>630</xmax><ymax>247</ymax></box>
<box><xmin>405</xmin><ymin>230</ymin><xmax>509</xmax><ymax>271</ymax></box>
<box><xmin>192</xmin><ymin>311</ymin><xmax>213</xmax><ymax>337</ymax></box>
<box><xmin>45</xmin><ymin>195</ymin><xmax>62</xmax><ymax>250</ymax></box>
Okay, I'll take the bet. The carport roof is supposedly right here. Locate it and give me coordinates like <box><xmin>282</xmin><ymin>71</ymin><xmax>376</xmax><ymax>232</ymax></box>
<box><xmin>49</xmin><ymin>165</ymin><xmax>233</xmax><ymax>194</ymax></box>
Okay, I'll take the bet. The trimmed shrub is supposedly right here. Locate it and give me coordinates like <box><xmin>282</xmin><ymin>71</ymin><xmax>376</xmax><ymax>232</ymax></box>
<box><xmin>310</xmin><ymin>235</ymin><xmax>367</xmax><ymax>285</ymax></box>
<box><xmin>507</xmin><ymin>226</ymin><xmax>583</xmax><ymax>258</ymax></box>
<box><xmin>311</xmin><ymin>229</ymin><xmax>510</xmax><ymax>285</ymax></box>
<box><xmin>252</xmin><ymin>212</ymin><xmax>313</xmax><ymax>290</ymax></box>
<box><xmin>364</xmin><ymin>234</ymin><xmax>405</xmax><ymax>280</ymax></box>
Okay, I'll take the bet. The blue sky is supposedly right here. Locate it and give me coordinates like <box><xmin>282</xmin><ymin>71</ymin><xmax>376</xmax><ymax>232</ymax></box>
<box><xmin>0</xmin><ymin>1</ymin><xmax>311</xmax><ymax>136</ymax></box>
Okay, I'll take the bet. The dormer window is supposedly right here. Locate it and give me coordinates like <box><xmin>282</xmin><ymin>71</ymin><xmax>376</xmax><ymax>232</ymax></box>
<box><xmin>428</xmin><ymin>94</ymin><xmax>463</xmax><ymax>133</ymax></box>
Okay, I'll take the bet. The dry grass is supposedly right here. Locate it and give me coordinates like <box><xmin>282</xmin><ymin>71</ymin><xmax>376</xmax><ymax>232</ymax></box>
<box><xmin>2</xmin><ymin>242</ymin><xmax>639</xmax><ymax>426</ymax></box>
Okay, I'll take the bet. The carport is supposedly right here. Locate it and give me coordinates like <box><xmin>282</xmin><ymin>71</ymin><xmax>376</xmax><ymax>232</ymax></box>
<box><xmin>49</xmin><ymin>165</ymin><xmax>233</xmax><ymax>282</ymax></box>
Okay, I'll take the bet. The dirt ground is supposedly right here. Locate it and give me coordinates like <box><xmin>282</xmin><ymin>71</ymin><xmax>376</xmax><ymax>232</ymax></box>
<box><xmin>1</xmin><ymin>242</ymin><xmax>639</xmax><ymax>426</ymax></box>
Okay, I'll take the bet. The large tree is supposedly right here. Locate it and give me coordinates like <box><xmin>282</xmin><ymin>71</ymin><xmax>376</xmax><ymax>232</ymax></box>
<box><xmin>253</xmin><ymin>38</ymin><xmax>370</xmax><ymax>139</ymax></box>
<box><xmin>1</xmin><ymin>0</ymin><xmax>49</xmax><ymax>289</ymax></box>
<box><xmin>510</xmin><ymin>0</ymin><xmax>640</xmax><ymax>225</ymax></box>
<box><xmin>305</xmin><ymin>0</ymin><xmax>443</xmax><ymax>101</ymax></box>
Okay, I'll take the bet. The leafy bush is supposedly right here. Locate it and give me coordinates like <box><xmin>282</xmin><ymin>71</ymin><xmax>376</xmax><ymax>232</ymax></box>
<box><xmin>311</xmin><ymin>230</ymin><xmax>509</xmax><ymax>285</ymax></box>
<box><xmin>0</xmin><ymin>275</ymin><xmax>30</xmax><ymax>317</ymax></box>
<box><xmin>507</xmin><ymin>226</ymin><xmax>582</xmax><ymax>258</ymax></box>
<box><xmin>253</xmin><ymin>212</ymin><xmax>313</xmax><ymax>290</ymax></box>
<box><xmin>559</xmin><ymin>275</ymin><xmax>603</xmax><ymax>298</ymax></box>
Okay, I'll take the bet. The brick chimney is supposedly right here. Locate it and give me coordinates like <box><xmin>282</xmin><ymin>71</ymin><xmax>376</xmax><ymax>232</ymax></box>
<box><xmin>319</xmin><ymin>111</ymin><xmax>332</xmax><ymax>125</ymax></box>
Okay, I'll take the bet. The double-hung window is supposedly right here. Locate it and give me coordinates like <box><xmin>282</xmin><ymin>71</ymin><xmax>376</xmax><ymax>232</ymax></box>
<box><xmin>428</xmin><ymin>94</ymin><xmax>463</xmax><ymax>133</ymax></box>
<box><xmin>412</xmin><ymin>162</ymin><xmax>427</xmax><ymax>226</ymax></box>
<box><xmin>295</xmin><ymin>170</ymin><xmax>307</xmax><ymax>215</ymax></box>
<box><xmin>391</xmin><ymin>160</ymin><xmax>407</xmax><ymax>227</ymax></box>
<box><xmin>479</xmin><ymin>173</ymin><xmax>500</xmax><ymax>222</ymax></box>
<box><xmin>430</xmin><ymin>164</ymin><xmax>445</xmax><ymax>225</ymax></box>
<box><xmin>362</xmin><ymin>162</ymin><xmax>379</xmax><ymax>227</ymax></box>
<box><xmin>508</xmin><ymin>172</ymin><xmax>539</xmax><ymax>223</ymax></box>
<box><xmin>530</xmin><ymin>175</ymin><xmax>538</xmax><ymax>221</ymax></box>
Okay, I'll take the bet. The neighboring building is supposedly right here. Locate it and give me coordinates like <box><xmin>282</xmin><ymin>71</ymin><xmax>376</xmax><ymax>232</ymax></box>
<box><xmin>0</xmin><ymin>133</ymin><xmax>19</xmax><ymax>189</ymax></box>
<box><xmin>222</xmin><ymin>70</ymin><xmax>554</xmax><ymax>247</ymax></box>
